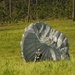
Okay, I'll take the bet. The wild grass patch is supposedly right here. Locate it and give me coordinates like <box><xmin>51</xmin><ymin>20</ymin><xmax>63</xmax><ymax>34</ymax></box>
<box><xmin>0</xmin><ymin>20</ymin><xmax>75</xmax><ymax>75</ymax></box>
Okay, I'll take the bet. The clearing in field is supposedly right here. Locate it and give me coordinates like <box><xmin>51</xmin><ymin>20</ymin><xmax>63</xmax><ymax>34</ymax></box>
<box><xmin>0</xmin><ymin>20</ymin><xmax>75</xmax><ymax>75</ymax></box>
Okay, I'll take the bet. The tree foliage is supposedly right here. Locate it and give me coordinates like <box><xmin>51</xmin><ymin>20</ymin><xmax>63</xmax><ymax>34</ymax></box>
<box><xmin>0</xmin><ymin>0</ymin><xmax>72</xmax><ymax>22</ymax></box>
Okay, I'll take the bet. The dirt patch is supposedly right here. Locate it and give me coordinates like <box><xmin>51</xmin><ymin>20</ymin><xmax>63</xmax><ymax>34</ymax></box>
<box><xmin>71</xmin><ymin>52</ymin><xmax>75</xmax><ymax>54</ymax></box>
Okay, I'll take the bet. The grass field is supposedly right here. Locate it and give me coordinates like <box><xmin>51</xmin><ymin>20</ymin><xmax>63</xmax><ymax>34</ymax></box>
<box><xmin>0</xmin><ymin>19</ymin><xmax>75</xmax><ymax>75</ymax></box>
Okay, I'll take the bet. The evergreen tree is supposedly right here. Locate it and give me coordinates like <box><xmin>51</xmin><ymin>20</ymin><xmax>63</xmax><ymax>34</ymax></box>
<box><xmin>0</xmin><ymin>0</ymin><xmax>73</xmax><ymax>22</ymax></box>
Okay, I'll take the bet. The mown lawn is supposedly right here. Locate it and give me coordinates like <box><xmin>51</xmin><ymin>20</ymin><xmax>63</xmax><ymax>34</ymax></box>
<box><xmin>0</xmin><ymin>19</ymin><xmax>75</xmax><ymax>75</ymax></box>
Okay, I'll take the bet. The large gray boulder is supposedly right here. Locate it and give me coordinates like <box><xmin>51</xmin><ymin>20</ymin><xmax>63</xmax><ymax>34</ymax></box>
<box><xmin>20</xmin><ymin>22</ymin><xmax>70</xmax><ymax>62</ymax></box>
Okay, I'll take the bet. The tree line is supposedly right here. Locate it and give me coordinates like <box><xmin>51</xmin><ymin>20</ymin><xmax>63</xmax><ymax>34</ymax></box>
<box><xmin>0</xmin><ymin>0</ymin><xmax>74</xmax><ymax>22</ymax></box>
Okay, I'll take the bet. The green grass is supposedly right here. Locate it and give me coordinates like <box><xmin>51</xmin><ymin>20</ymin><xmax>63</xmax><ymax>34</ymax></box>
<box><xmin>0</xmin><ymin>19</ymin><xmax>75</xmax><ymax>75</ymax></box>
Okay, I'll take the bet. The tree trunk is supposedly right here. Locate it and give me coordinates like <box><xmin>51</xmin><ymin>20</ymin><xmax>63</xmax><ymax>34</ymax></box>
<box><xmin>28</xmin><ymin>0</ymin><xmax>30</xmax><ymax>22</ymax></box>
<box><xmin>36</xmin><ymin>0</ymin><xmax>38</xmax><ymax>20</ymax></box>
<box><xmin>9</xmin><ymin>0</ymin><xmax>12</xmax><ymax>18</ymax></box>
<box><xmin>73</xmin><ymin>0</ymin><xmax>75</xmax><ymax>21</ymax></box>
